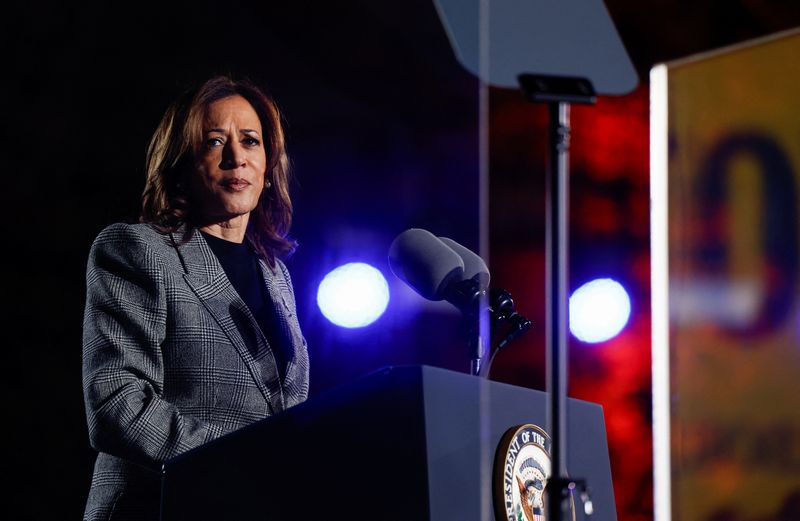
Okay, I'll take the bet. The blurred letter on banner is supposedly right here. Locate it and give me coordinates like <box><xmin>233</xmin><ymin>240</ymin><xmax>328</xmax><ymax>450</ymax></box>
<box><xmin>651</xmin><ymin>29</ymin><xmax>800</xmax><ymax>521</ymax></box>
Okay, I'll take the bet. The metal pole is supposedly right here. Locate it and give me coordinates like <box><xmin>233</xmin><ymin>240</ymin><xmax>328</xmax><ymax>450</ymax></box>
<box><xmin>546</xmin><ymin>101</ymin><xmax>570</xmax><ymax>521</ymax></box>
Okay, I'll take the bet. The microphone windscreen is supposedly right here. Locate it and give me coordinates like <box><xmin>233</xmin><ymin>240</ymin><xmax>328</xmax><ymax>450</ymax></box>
<box><xmin>388</xmin><ymin>228</ymin><xmax>465</xmax><ymax>301</ymax></box>
<box><xmin>438</xmin><ymin>237</ymin><xmax>490</xmax><ymax>287</ymax></box>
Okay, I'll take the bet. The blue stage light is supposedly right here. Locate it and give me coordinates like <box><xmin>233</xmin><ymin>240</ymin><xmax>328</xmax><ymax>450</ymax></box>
<box><xmin>569</xmin><ymin>278</ymin><xmax>631</xmax><ymax>343</ymax></box>
<box><xmin>317</xmin><ymin>262</ymin><xmax>390</xmax><ymax>328</ymax></box>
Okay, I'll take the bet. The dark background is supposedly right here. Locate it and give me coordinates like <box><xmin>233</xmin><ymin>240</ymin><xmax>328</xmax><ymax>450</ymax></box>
<box><xmin>5</xmin><ymin>1</ymin><xmax>800</xmax><ymax>520</ymax></box>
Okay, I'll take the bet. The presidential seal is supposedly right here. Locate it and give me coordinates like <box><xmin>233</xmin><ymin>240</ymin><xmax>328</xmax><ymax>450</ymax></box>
<box><xmin>493</xmin><ymin>424</ymin><xmax>557</xmax><ymax>521</ymax></box>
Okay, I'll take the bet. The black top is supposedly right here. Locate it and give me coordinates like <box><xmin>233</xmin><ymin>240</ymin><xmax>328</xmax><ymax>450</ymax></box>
<box><xmin>201</xmin><ymin>231</ymin><xmax>291</xmax><ymax>379</ymax></box>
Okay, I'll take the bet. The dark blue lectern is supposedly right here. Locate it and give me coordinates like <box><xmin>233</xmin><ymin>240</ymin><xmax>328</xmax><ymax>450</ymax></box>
<box><xmin>161</xmin><ymin>366</ymin><xmax>616</xmax><ymax>520</ymax></box>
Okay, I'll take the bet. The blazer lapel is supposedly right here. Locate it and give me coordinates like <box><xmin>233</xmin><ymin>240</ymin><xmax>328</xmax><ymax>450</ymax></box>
<box><xmin>260</xmin><ymin>261</ymin><xmax>308</xmax><ymax>406</ymax></box>
<box><xmin>258</xmin><ymin>260</ymin><xmax>304</xmax><ymax>385</ymax></box>
<box><xmin>173</xmin><ymin>229</ymin><xmax>286</xmax><ymax>414</ymax></box>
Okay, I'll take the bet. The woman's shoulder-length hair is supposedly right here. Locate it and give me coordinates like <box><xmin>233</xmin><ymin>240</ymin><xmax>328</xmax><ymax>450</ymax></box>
<box><xmin>140</xmin><ymin>75</ymin><xmax>296</xmax><ymax>267</ymax></box>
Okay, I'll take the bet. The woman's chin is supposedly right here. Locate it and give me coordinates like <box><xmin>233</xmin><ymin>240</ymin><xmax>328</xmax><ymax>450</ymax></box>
<box><xmin>198</xmin><ymin>208</ymin><xmax>253</xmax><ymax>227</ymax></box>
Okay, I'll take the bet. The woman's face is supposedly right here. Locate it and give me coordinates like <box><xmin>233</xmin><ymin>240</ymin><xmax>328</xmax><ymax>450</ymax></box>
<box><xmin>190</xmin><ymin>95</ymin><xmax>267</xmax><ymax>224</ymax></box>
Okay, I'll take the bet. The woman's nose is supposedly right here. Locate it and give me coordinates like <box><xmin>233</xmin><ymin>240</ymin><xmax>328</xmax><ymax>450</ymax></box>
<box><xmin>221</xmin><ymin>141</ymin><xmax>246</xmax><ymax>169</ymax></box>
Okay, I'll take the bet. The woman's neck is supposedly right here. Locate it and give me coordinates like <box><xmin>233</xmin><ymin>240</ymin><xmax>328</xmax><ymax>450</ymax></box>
<box><xmin>198</xmin><ymin>213</ymin><xmax>249</xmax><ymax>243</ymax></box>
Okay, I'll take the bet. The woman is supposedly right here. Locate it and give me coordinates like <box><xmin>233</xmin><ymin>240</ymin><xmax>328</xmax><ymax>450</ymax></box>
<box><xmin>82</xmin><ymin>76</ymin><xmax>309</xmax><ymax>520</ymax></box>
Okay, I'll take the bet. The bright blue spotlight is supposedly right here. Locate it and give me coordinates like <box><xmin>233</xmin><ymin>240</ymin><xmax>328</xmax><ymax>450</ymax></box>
<box><xmin>569</xmin><ymin>278</ymin><xmax>631</xmax><ymax>343</ymax></box>
<box><xmin>317</xmin><ymin>262</ymin><xmax>390</xmax><ymax>328</ymax></box>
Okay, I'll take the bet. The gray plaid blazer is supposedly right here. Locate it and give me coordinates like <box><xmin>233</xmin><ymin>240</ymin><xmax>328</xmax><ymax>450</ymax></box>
<box><xmin>82</xmin><ymin>223</ymin><xmax>309</xmax><ymax>521</ymax></box>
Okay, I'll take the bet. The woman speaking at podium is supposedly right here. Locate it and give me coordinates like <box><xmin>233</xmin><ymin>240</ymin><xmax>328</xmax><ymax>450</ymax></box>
<box><xmin>81</xmin><ymin>76</ymin><xmax>309</xmax><ymax>520</ymax></box>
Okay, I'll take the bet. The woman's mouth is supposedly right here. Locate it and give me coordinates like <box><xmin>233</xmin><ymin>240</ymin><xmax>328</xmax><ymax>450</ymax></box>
<box><xmin>221</xmin><ymin>178</ymin><xmax>251</xmax><ymax>192</ymax></box>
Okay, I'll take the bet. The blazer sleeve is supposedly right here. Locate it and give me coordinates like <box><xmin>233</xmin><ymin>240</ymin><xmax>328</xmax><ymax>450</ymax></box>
<box><xmin>82</xmin><ymin>224</ymin><xmax>224</xmax><ymax>469</ymax></box>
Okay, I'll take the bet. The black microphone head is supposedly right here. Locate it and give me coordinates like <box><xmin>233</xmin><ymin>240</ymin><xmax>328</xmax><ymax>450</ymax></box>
<box><xmin>388</xmin><ymin>228</ymin><xmax>465</xmax><ymax>301</ymax></box>
<box><xmin>438</xmin><ymin>237</ymin><xmax>490</xmax><ymax>288</ymax></box>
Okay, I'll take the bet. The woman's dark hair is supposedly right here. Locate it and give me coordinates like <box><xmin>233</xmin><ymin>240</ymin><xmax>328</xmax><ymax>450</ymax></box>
<box><xmin>140</xmin><ymin>75</ymin><xmax>295</xmax><ymax>267</ymax></box>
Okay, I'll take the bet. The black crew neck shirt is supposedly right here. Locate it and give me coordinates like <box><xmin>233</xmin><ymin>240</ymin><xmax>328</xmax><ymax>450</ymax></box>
<box><xmin>200</xmin><ymin>231</ymin><xmax>291</xmax><ymax>379</ymax></box>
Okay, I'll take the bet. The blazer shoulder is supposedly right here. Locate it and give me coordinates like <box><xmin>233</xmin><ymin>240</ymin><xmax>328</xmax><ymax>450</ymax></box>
<box><xmin>88</xmin><ymin>223</ymin><xmax>178</xmax><ymax>273</ymax></box>
<box><xmin>92</xmin><ymin>222</ymin><xmax>173</xmax><ymax>249</ymax></box>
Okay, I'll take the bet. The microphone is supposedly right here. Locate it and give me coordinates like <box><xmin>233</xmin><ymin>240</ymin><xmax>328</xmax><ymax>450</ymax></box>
<box><xmin>389</xmin><ymin>228</ymin><xmax>531</xmax><ymax>375</ymax></box>
<box><xmin>389</xmin><ymin>228</ymin><xmax>486</xmax><ymax>316</ymax></box>
<box><xmin>388</xmin><ymin>228</ymin><xmax>465</xmax><ymax>301</ymax></box>
<box><xmin>389</xmin><ymin>228</ymin><xmax>487</xmax><ymax>375</ymax></box>
<box><xmin>437</xmin><ymin>237</ymin><xmax>489</xmax><ymax>288</ymax></box>
<box><xmin>436</xmin><ymin>236</ymin><xmax>490</xmax><ymax>318</ymax></box>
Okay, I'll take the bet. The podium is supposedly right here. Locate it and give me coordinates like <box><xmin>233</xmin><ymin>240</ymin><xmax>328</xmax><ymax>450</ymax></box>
<box><xmin>161</xmin><ymin>366</ymin><xmax>616</xmax><ymax>520</ymax></box>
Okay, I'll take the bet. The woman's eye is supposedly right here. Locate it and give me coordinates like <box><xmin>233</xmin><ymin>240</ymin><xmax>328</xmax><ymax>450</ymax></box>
<box><xmin>243</xmin><ymin>137</ymin><xmax>261</xmax><ymax>147</ymax></box>
<box><xmin>206</xmin><ymin>137</ymin><xmax>224</xmax><ymax>147</ymax></box>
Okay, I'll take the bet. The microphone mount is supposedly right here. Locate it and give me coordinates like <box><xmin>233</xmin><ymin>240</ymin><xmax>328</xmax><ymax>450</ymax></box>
<box><xmin>445</xmin><ymin>281</ymin><xmax>532</xmax><ymax>376</ymax></box>
<box><xmin>444</xmin><ymin>278</ymin><xmax>488</xmax><ymax>375</ymax></box>
<box><xmin>490</xmin><ymin>288</ymin><xmax>532</xmax><ymax>350</ymax></box>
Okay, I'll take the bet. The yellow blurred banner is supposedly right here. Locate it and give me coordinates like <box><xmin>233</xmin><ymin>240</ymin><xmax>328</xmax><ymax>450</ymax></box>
<box><xmin>651</xmin><ymin>29</ymin><xmax>800</xmax><ymax>521</ymax></box>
